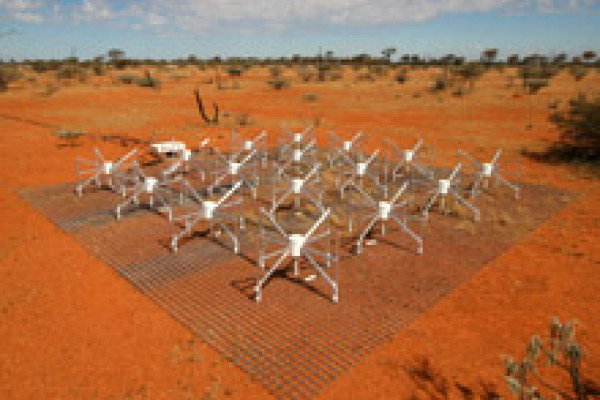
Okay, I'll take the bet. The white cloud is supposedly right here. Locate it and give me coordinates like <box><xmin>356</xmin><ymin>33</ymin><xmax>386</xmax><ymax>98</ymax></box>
<box><xmin>131</xmin><ymin>0</ymin><xmax>599</xmax><ymax>32</ymax></box>
<box><xmin>145</xmin><ymin>12</ymin><xmax>167</xmax><ymax>26</ymax></box>
<box><xmin>0</xmin><ymin>0</ymin><xmax>597</xmax><ymax>30</ymax></box>
<box><xmin>13</xmin><ymin>10</ymin><xmax>43</xmax><ymax>22</ymax></box>
<box><xmin>71</xmin><ymin>0</ymin><xmax>114</xmax><ymax>22</ymax></box>
<box><xmin>0</xmin><ymin>0</ymin><xmax>42</xmax><ymax>12</ymax></box>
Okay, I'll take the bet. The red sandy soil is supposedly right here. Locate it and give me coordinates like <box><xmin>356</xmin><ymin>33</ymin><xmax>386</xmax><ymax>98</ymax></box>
<box><xmin>1</xmin><ymin>66</ymin><xmax>599</xmax><ymax>399</ymax></box>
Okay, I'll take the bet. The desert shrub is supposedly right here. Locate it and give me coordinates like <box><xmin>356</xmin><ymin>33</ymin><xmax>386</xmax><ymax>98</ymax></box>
<box><xmin>548</xmin><ymin>94</ymin><xmax>600</xmax><ymax>162</ymax></box>
<box><xmin>304</xmin><ymin>93</ymin><xmax>319</xmax><ymax>101</ymax></box>
<box><xmin>136</xmin><ymin>71</ymin><xmax>160</xmax><ymax>89</ymax></box>
<box><xmin>116</xmin><ymin>74</ymin><xmax>137</xmax><ymax>84</ymax></box>
<box><xmin>569</xmin><ymin>65</ymin><xmax>588</xmax><ymax>81</ymax></box>
<box><xmin>91</xmin><ymin>63</ymin><xmax>106</xmax><ymax>76</ymax></box>
<box><xmin>548</xmin><ymin>99</ymin><xmax>561</xmax><ymax>110</ymax></box>
<box><xmin>431</xmin><ymin>74</ymin><xmax>454</xmax><ymax>92</ymax></box>
<box><xmin>269</xmin><ymin>65</ymin><xmax>282</xmax><ymax>78</ymax></box>
<box><xmin>504</xmin><ymin>317</ymin><xmax>599</xmax><ymax>400</ymax></box>
<box><xmin>355</xmin><ymin>72</ymin><xmax>375</xmax><ymax>82</ymax></box>
<box><xmin>170</xmin><ymin>73</ymin><xmax>187</xmax><ymax>82</ymax></box>
<box><xmin>452</xmin><ymin>86</ymin><xmax>468</xmax><ymax>97</ymax></box>
<box><xmin>327</xmin><ymin>70</ymin><xmax>342</xmax><ymax>81</ymax></box>
<box><xmin>368</xmin><ymin>64</ymin><xmax>390</xmax><ymax>77</ymax></box>
<box><xmin>0</xmin><ymin>65</ymin><xmax>21</xmax><ymax>91</ymax></box>
<box><xmin>55</xmin><ymin>128</ymin><xmax>85</xmax><ymax>146</ymax></box>
<box><xmin>267</xmin><ymin>79</ymin><xmax>290</xmax><ymax>90</ymax></box>
<box><xmin>452</xmin><ymin>62</ymin><xmax>486</xmax><ymax>89</ymax></box>
<box><xmin>519</xmin><ymin>63</ymin><xmax>559</xmax><ymax>93</ymax></box>
<box><xmin>296</xmin><ymin>66</ymin><xmax>316</xmax><ymax>82</ymax></box>
<box><xmin>394</xmin><ymin>68</ymin><xmax>409</xmax><ymax>84</ymax></box>
<box><xmin>236</xmin><ymin>113</ymin><xmax>251</xmax><ymax>126</ymax></box>
<box><xmin>226</xmin><ymin>65</ymin><xmax>244</xmax><ymax>77</ymax></box>
<box><xmin>56</xmin><ymin>65</ymin><xmax>87</xmax><ymax>82</ymax></box>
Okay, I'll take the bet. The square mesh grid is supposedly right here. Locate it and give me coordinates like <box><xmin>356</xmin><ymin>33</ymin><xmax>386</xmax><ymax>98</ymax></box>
<box><xmin>19</xmin><ymin>180</ymin><xmax>573</xmax><ymax>400</ymax></box>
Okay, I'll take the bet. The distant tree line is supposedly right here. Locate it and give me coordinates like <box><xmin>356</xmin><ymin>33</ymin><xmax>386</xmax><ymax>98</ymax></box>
<box><xmin>3</xmin><ymin>48</ymin><xmax>597</xmax><ymax>70</ymax></box>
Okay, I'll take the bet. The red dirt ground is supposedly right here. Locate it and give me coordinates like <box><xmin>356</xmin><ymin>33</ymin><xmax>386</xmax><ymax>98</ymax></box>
<box><xmin>1</xmin><ymin>66</ymin><xmax>599</xmax><ymax>399</ymax></box>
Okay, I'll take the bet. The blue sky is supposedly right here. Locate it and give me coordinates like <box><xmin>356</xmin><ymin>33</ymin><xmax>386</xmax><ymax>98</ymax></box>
<box><xmin>0</xmin><ymin>0</ymin><xmax>599</xmax><ymax>61</ymax></box>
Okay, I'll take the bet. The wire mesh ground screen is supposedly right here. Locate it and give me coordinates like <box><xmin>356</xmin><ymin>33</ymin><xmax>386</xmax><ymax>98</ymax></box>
<box><xmin>20</xmin><ymin>179</ymin><xmax>572</xmax><ymax>400</ymax></box>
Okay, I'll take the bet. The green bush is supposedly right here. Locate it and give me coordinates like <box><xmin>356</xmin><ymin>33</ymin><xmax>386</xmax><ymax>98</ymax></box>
<box><xmin>92</xmin><ymin>63</ymin><xmax>106</xmax><ymax>76</ymax></box>
<box><xmin>0</xmin><ymin>66</ymin><xmax>21</xmax><ymax>91</ymax></box>
<box><xmin>519</xmin><ymin>63</ymin><xmax>559</xmax><ymax>93</ymax></box>
<box><xmin>56</xmin><ymin>65</ymin><xmax>87</xmax><ymax>81</ymax></box>
<box><xmin>431</xmin><ymin>74</ymin><xmax>454</xmax><ymax>92</ymax></box>
<box><xmin>549</xmin><ymin>94</ymin><xmax>600</xmax><ymax>162</ymax></box>
<box><xmin>267</xmin><ymin>79</ymin><xmax>290</xmax><ymax>90</ymax></box>
<box><xmin>569</xmin><ymin>65</ymin><xmax>588</xmax><ymax>81</ymax></box>
<box><xmin>116</xmin><ymin>74</ymin><xmax>137</xmax><ymax>84</ymax></box>
<box><xmin>226</xmin><ymin>66</ymin><xmax>244</xmax><ymax>77</ymax></box>
<box><xmin>304</xmin><ymin>93</ymin><xmax>319</xmax><ymax>101</ymax></box>
<box><xmin>452</xmin><ymin>86</ymin><xmax>468</xmax><ymax>97</ymax></box>
<box><xmin>394</xmin><ymin>69</ymin><xmax>408</xmax><ymax>84</ymax></box>
<box><xmin>136</xmin><ymin>71</ymin><xmax>160</xmax><ymax>89</ymax></box>
<box><xmin>269</xmin><ymin>65</ymin><xmax>282</xmax><ymax>78</ymax></box>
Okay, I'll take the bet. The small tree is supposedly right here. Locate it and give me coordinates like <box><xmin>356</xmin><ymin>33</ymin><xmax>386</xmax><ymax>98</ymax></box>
<box><xmin>382</xmin><ymin>47</ymin><xmax>396</xmax><ymax>63</ymax></box>
<box><xmin>481</xmin><ymin>48</ymin><xmax>499</xmax><ymax>66</ymax></box>
<box><xmin>454</xmin><ymin>62</ymin><xmax>486</xmax><ymax>91</ymax></box>
<box><xmin>507</xmin><ymin>54</ymin><xmax>520</xmax><ymax>65</ymax></box>
<box><xmin>504</xmin><ymin>317</ymin><xmax>599</xmax><ymax>400</ymax></box>
<box><xmin>582</xmin><ymin>51</ymin><xmax>597</xmax><ymax>64</ymax></box>
<box><xmin>108</xmin><ymin>48</ymin><xmax>125</xmax><ymax>62</ymax></box>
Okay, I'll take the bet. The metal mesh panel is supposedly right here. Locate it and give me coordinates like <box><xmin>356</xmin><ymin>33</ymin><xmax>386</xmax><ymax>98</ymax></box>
<box><xmin>20</xmin><ymin>180</ymin><xmax>573</xmax><ymax>400</ymax></box>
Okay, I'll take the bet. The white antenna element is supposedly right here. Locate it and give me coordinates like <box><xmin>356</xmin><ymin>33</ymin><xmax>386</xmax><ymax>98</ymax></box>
<box><xmin>271</xmin><ymin>164</ymin><xmax>324</xmax><ymax>213</ymax></box>
<box><xmin>170</xmin><ymin>180</ymin><xmax>244</xmax><ymax>253</ymax></box>
<box><xmin>75</xmin><ymin>148</ymin><xmax>138</xmax><ymax>196</ymax></box>
<box><xmin>340</xmin><ymin>149</ymin><xmax>388</xmax><ymax>199</ymax></box>
<box><xmin>458</xmin><ymin>149</ymin><xmax>521</xmax><ymax>199</ymax></box>
<box><xmin>115</xmin><ymin>161</ymin><xmax>181</xmax><ymax>221</ymax></box>
<box><xmin>209</xmin><ymin>145</ymin><xmax>260</xmax><ymax>198</ymax></box>
<box><xmin>353</xmin><ymin>181</ymin><xmax>423</xmax><ymax>255</ymax></box>
<box><xmin>327</xmin><ymin>130</ymin><xmax>366</xmax><ymax>168</ymax></box>
<box><xmin>384</xmin><ymin>137</ymin><xmax>435</xmax><ymax>185</ymax></box>
<box><xmin>275</xmin><ymin>138</ymin><xmax>317</xmax><ymax>179</ymax></box>
<box><xmin>422</xmin><ymin>163</ymin><xmax>480</xmax><ymax>220</ymax></box>
<box><xmin>256</xmin><ymin>207</ymin><xmax>339</xmax><ymax>303</ymax></box>
<box><xmin>279</xmin><ymin>124</ymin><xmax>315</xmax><ymax>149</ymax></box>
<box><xmin>231</xmin><ymin>129</ymin><xmax>268</xmax><ymax>168</ymax></box>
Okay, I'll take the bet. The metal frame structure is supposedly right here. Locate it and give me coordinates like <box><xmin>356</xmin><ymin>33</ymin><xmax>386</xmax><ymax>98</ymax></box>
<box><xmin>209</xmin><ymin>141</ymin><xmax>260</xmax><ymax>198</ymax></box>
<box><xmin>327</xmin><ymin>130</ymin><xmax>367</xmax><ymax>168</ymax></box>
<box><xmin>422</xmin><ymin>163</ymin><xmax>480</xmax><ymax>221</ymax></box>
<box><xmin>458</xmin><ymin>149</ymin><xmax>521</xmax><ymax>199</ymax></box>
<box><xmin>231</xmin><ymin>129</ymin><xmax>268</xmax><ymax>168</ymax></box>
<box><xmin>352</xmin><ymin>181</ymin><xmax>423</xmax><ymax>255</ymax></box>
<box><xmin>270</xmin><ymin>163</ymin><xmax>324</xmax><ymax>213</ymax></box>
<box><xmin>275</xmin><ymin>138</ymin><xmax>318</xmax><ymax>179</ymax></box>
<box><xmin>75</xmin><ymin>148</ymin><xmax>138</xmax><ymax>196</ymax></box>
<box><xmin>257</xmin><ymin>207</ymin><xmax>339</xmax><ymax>303</ymax></box>
<box><xmin>115</xmin><ymin>161</ymin><xmax>182</xmax><ymax>221</ymax></box>
<box><xmin>339</xmin><ymin>149</ymin><xmax>388</xmax><ymax>199</ymax></box>
<box><xmin>278</xmin><ymin>125</ymin><xmax>315</xmax><ymax>152</ymax></box>
<box><xmin>174</xmin><ymin>136</ymin><xmax>212</xmax><ymax>181</ymax></box>
<box><xmin>170</xmin><ymin>180</ymin><xmax>244</xmax><ymax>253</ymax></box>
<box><xmin>384</xmin><ymin>138</ymin><xmax>435</xmax><ymax>185</ymax></box>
